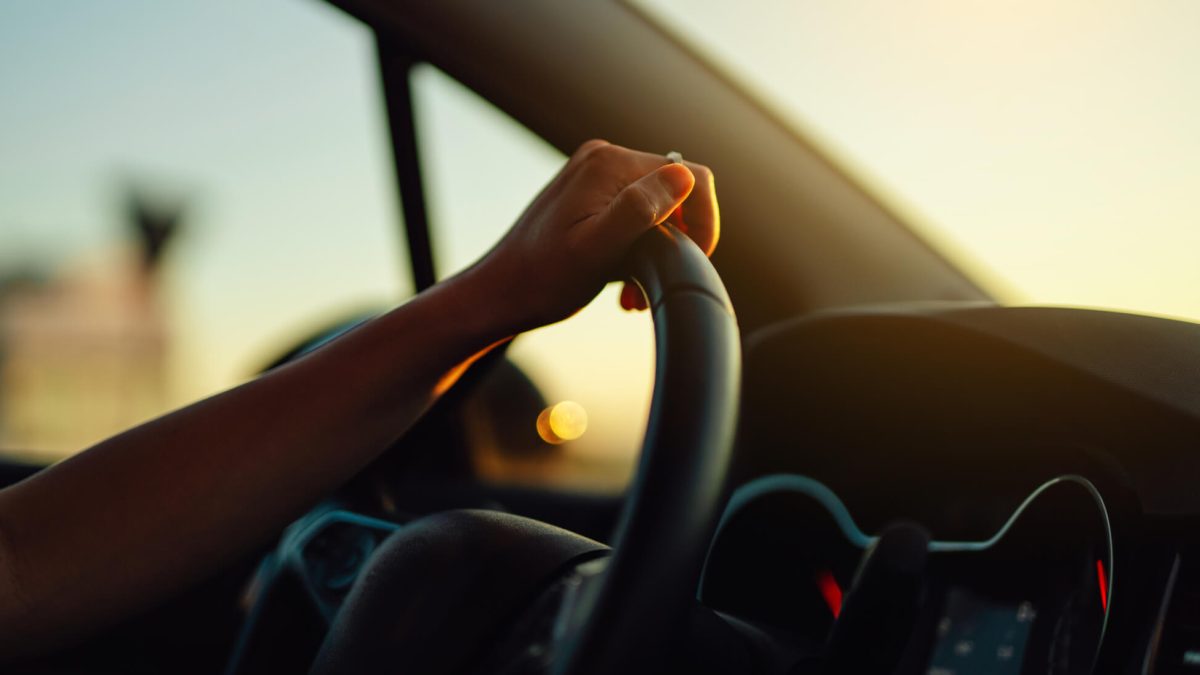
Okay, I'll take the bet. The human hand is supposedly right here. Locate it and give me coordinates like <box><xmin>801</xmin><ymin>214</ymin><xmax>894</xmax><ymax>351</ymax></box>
<box><xmin>468</xmin><ymin>139</ymin><xmax>719</xmax><ymax>334</ymax></box>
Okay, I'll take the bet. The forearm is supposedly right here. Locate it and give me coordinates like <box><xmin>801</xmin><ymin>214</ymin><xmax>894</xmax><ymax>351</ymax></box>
<box><xmin>0</xmin><ymin>140</ymin><xmax>716</xmax><ymax>659</ymax></box>
<box><xmin>0</xmin><ymin>262</ymin><xmax>515</xmax><ymax>656</ymax></box>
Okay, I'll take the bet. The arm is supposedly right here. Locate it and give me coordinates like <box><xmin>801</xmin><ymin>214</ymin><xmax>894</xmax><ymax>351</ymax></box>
<box><xmin>0</xmin><ymin>141</ymin><xmax>718</xmax><ymax>658</ymax></box>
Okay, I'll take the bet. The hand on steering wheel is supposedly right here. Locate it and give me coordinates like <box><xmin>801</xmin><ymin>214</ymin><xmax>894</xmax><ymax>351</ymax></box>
<box><xmin>460</xmin><ymin>140</ymin><xmax>720</xmax><ymax>334</ymax></box>
<box><xmin>309</xmin><ymin>226</ymin><xmax>739</xmax><ymax>673</ymax></box>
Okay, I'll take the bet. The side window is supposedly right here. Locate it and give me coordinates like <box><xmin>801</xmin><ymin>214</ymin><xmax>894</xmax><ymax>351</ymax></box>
<box><xmin>411</xmin><ymin>65</ymin><xmax>652</xmax><ymax>492</ymax></box>
<box><xmin>0</xmin><ymin>3</ymin><xmax>409</xmax><ymax>463</ymax></box>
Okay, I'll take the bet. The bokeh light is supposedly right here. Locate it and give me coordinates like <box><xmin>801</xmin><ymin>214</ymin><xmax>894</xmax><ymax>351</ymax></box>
<box><xmin>536</xmin><ymin>401</ymin><xmax>588</xmax><ymax>445</ymax></box>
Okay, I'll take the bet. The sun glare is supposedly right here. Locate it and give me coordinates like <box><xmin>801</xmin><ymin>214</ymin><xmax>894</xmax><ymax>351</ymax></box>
<box><xmin>536</xmin><ymin>401</ymin><xmax>588</xmax><ymax>444</ymax></box>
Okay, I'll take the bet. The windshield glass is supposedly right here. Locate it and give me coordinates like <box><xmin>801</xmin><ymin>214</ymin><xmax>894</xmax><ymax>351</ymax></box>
<box><xmin>634</xmin><ymin>0</ymin><xmax>1200</xmax><ymax>322</ymax></box>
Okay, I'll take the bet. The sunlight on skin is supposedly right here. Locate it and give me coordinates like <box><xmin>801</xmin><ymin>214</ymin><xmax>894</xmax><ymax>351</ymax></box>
<box><xmin>432</xmin><ymin>337</ymin><xmax>514</xmax><ymax>397</ymax></box>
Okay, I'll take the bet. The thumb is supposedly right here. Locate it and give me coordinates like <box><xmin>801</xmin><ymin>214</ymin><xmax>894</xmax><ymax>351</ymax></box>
<box><xmin>596</xmin><ymin>163</ymin><xmax>695</xmax><ymax>242</ymax></box>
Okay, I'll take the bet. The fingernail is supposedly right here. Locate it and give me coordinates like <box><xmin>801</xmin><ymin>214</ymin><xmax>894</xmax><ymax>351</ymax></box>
<box><xmin>656</xmin><ymin>164</ymin><xmax>695</xmax><ymax>201</ymax></box>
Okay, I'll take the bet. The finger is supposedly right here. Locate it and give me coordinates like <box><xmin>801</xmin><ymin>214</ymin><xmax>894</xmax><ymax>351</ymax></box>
<box><xmin>665</xmin><ymin>203</ymin><xmax>685</xmax><ymax>231</ymax></box>
<box><xmin>593</xmin><ymin>163</ymin><xmax>695</xmax><ymax>244</ymax></box>
<box><xmin>678</xmin><ymin>162</ymin><xmax>719</xmax><ymax>256</ymax></box>
<box><xmin>572</xmin><ymin>138</ymin><xmax>610</xmax><ymax>160</ymax></box>
<box><xmin>600</xmin><ymin>147</ymin><xmax>719</xmax><ymax>256</ymax></box>
<box><xmin>619</xmin><ymin>280</ymin><xmax>649</xmax><ymax>311</ymax></box>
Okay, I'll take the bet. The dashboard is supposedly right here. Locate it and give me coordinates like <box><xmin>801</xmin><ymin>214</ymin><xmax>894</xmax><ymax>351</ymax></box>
<box><xmin>718</xmin><ymin>302</ymin><xmax>1200</xmax><ymax>675</ymax></box>
<box><xmin>701</xmin><ymin>475</ymin><xmax>1113</xmax><ymax>674</ymax></box>
<box><xmin>227</xmin><ymin>301</ymin><xmax>1200</xmax><ymax>675</ymax></box>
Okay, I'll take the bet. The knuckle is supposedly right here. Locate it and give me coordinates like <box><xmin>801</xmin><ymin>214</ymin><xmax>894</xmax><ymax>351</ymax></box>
<box><xmin>619</xmin><ymin>183</ymin><xmax>658</xmax><ymax>224</ymax></box>
<box><xmin>573</xmin><ymin>139</ymin><xmax>609</xmax><ymax>162</ymax></box>
<box><xmin>593</xmin><ymin>142</ymin><xmax>630</xmax><ymax>166</ymax></box>
<box><xmin>687</xmin><ymin>162</ymin><xmax>714</xmax><ymax>182</ymax></box>
<box><xmin>578</xmin><ymin>147</ymin><xmax>625</xmax><ymax>183</ymax></box>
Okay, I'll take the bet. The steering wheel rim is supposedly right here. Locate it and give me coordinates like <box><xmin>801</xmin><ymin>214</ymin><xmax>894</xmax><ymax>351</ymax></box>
<box><xmin>306</xmin><ymin>224</ymin><xmax>740</xmax><ymax>674</ymax></box>
<box><xmin>550</xmin><ymin>223</ymin><xmax>740</xmax><ymax>673</ymax></box>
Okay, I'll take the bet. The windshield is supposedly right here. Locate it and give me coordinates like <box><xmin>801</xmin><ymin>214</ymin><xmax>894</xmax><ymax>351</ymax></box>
<box><xmin>634</xmin><ymin>0</ymin><xmax>1200</xmax><ymax>322</ymax></box>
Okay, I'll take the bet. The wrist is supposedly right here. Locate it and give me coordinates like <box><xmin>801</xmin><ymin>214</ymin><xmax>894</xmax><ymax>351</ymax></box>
<box><xmin>432</xmin><ymin>257</ymin><xmax>528</xmax><ymax>345</ymax></box>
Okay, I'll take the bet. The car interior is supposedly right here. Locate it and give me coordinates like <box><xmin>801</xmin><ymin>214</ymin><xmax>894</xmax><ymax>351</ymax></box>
<box><xmin>3</xmin><ymin>1</ymin><xmax>1199</xmax><ymax>674</ymax></box>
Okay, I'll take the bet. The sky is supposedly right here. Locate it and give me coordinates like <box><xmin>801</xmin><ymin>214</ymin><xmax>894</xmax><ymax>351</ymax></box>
<box><xmin>0</xmin><ymin>0</ymin><xmax>407</xmax><ymax>397</ymax></box>
<box><xmin>2</xmin><ymin>0</ymin><xmax>1199</xmax><ymax>471</ymax></box>
<box><xmin>639</xmin><ymin>0</ymin><xmax>1200</xmax><ymax>318</ymax></box>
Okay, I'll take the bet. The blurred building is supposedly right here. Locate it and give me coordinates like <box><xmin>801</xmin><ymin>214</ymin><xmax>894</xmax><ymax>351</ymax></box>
<box><xmin>0</xmin><ymin>196</ymin><xmax>182</xmax><ymax>463</ymax></box>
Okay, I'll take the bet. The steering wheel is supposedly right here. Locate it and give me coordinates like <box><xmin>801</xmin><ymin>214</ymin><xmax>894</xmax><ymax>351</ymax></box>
<box><xmin>308</xmin><ymin>224</ymin><xmax>741</xmax><ymax>674</ymax></box>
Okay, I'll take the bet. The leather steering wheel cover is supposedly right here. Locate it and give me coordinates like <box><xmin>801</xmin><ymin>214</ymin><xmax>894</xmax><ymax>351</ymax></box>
<box><xmin>552</xmin><ymin>224</ymin><xmax>741</xmax><ymax>674</ymax></box>
<box><xmin>309</xmin><ymin>510</ymin><xmax>607</xmax><ymax>674</ymax></box>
